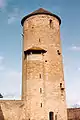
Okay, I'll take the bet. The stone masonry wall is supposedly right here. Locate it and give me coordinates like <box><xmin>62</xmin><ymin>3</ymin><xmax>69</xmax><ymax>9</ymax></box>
<box><xmin>22</xmin><ymin>14</ymin><xmax>67</xmax><ymax>120</ymax></box>
<box><xmin>67</xmin><ymin>108</ymin><xmax>80</xmax><ymax>120</ymax></box>
<box><xmin>0</xmin><ymin>100</ymin><xmax>25</xmax><ymax>120</ymax></box>
<box><xmin>0</xmin><ymin>11</ymin><xmax>67</xmax><ymax>120</ymax></box>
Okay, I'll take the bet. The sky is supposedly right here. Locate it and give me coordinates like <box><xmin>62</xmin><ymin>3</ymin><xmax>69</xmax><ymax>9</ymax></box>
<box><xmin>0</xmin><ymin>0</ymin><xmax>80</xmax><ymax>107</ymax></box>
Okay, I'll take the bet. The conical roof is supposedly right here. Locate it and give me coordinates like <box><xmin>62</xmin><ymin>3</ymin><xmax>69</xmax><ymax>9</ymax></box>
<box><xmin>21</xmin><ymin>8</ymin><xmax>61</xmax><ymax>26</ymax></box>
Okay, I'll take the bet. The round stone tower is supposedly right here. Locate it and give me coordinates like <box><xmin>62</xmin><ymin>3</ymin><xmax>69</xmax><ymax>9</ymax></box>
<box><xmin>21</xmin><ymin>8</ymin><xmax>67</xmax><ymax>120</ymax></box>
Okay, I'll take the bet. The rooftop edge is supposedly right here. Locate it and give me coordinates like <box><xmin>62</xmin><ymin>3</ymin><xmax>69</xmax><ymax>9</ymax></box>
<box><xmin>21</xmin><ymin>8</ymin><xmax>61</xmax><ymax>26</ymax></box>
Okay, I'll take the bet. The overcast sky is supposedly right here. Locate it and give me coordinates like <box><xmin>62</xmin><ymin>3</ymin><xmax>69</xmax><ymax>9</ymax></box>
<box><xmin>0</xmin><ymin>0</ymin><xmax>80</xmax><ymax>107</ymax></box>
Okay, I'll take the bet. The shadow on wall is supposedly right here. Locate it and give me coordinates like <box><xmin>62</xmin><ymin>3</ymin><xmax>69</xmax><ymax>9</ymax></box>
<box><xmin>0</xmin><ymin>106</ymin><xmax>4</xmax><ymax>120</ymax></box>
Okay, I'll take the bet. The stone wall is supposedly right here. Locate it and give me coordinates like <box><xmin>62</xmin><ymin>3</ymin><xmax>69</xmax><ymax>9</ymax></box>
<box><xmin>0</xmin><ymin>100</ymin><xmax>25</xmax><ymax>120</ymax></box>
<box><xmin>0</xmin><ymin>103</ymin><xmax>80</xmax><ymax>120</ymax></box>
<box><xmin>67</xmin><ymin>108</ymin><xmax>80</xmax><ymax>120</ymax></box>
<box><xmin>0</xmin><ymin>9</ymin><xmax>68</xmax><ymax>120</ymax></box>
<box><xmin>22</xmin><ymin>14</ymin><xmax>67</xmax><ymax>120</ymax></box>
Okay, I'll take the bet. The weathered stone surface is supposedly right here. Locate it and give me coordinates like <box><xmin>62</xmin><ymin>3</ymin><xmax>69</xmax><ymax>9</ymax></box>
<box><xmin>0</xmin><ymin>8</ymin><xmax>67</xmax><ymax>120</ymax></box>
<box><xmin>67</xmin><ymin>108</ymin><xmax>80</xmax><ymax>120</ymax></box>
<box><xmin>0</xmin><ymin>100</ymin><xmax>25</xmax><ymax>120</ymax></box>
<box><xmin>22</xmin><ymin>10</ymin><xmax>67</xmax><ymax>120</ymax></box>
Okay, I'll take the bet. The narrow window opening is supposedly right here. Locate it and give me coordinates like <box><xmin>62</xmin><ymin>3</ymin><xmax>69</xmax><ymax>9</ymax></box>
<box><xmin>49</xmin><ymin>112</ymin><xmax>54</xmax><ymax>120</ymax></box>
<box><xmin>39</xmin><ymin>74</ymin><xmax>41</xmax><ymax>78</ymax></box>
<box><xmin>41</xmin><ymin>103</ymin><xmax>42</xmax><ymax>107</ymax></box>
<box><xmin>50</xmin><ymin>19</ymin><xmax>52</xmax><ymax>23</ymax></box>
<box><xmin>57</xmin><ymin>50</ymin><xmax>59</xmax><ymax>52</ymax></box>
<box><xmin>50</xmin><ymin>19</ymin><xmax>52</xmax><ymax>24</ymax></box>
<box><xmin>40</xmin><ymin>88</ymin><xmax>42</xmax><ymax>93</ymax></box>
<box><xmin>60</xmin><ymin>83</ymin><xmax>64</xmax><ymax>91</ymax></box>
<box><xmin>39</xmin><ymin>38</ymin><xmax>41</xmax><ymax>42</ymax></box>
<box><xmin>60</xmin><ymin>83</ymin><xmax>62</xmax><ymax>88</ymax></box>
<box><xmin>49</xmin><ymin>19</ymin><xmax>52</xmax><ymax>28</ymax></box>
<box><xmin>57</xmin><ymin>50</ymin><xmax>61</xmax><ymax>55</ymax></box>
<box><xmin>55</xmin><ymin>115</ymin><xmax>57</xmax><ymax>120</ymax></box>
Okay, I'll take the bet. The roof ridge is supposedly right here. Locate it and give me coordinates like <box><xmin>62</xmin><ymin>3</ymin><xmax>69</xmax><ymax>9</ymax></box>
<box><xmin>29</xmin><ymin>8</ymin><xmax>54</xmax><ymax>16</ymax></box>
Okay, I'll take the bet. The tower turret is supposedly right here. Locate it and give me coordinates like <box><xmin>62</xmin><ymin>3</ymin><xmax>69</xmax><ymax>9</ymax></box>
<box><xmin>21</xmin><ymin>8</ymin><xmax>67</xmax><ymax>120</ymax></box>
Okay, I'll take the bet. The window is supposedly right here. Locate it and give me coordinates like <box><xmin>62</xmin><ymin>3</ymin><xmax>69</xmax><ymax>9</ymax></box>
<box><xmin>49</xmin><ymin>112</ymin><xmax>54</xmax><ymax>120</ymax></box>
<box><xmin>40</xmin><ymin>88</ymin><xmax>42</xmax><ymax>93</ymax></box>
<box><xmin>60</xmin><ymin>83</ymin><xmax>62</xmax><ymax>88</ymax></box>
<box><xmin>39</xmin><ymin>74</ymin><xmax>41</xmax><ymax>78</ymax></box>
<box><xmin>39</xmin><ymin>38</ymin><xmax>41</xmax><ymax>42</ymax></box>
<box><xmin>50</xmin><ymin>19</ymin><xmax>52</xmax><ymax>23</ymax></box>
<box><xmin>49</xmin><ymin>19</ymin><xmax>53</xmax><ymax>28</ymax></box>
<box><xmin>57</xmin><ymin>50</ymin><xmax>61</xmax><ymax>55</ymax></box>
<box><xmin>41</xmin><ymin>103</ymin><xmax>42</xmax><ymax>107</ymax></box>
<box><xmin>60</xmin><ymin>83</ymin><xmax>64</xmax><ymax>91</ymax></box>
